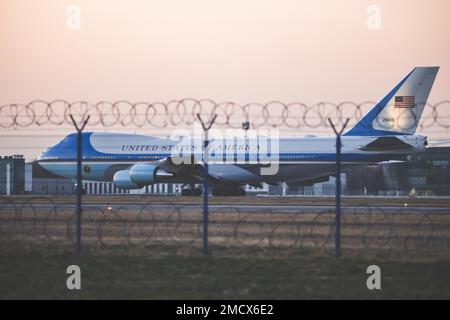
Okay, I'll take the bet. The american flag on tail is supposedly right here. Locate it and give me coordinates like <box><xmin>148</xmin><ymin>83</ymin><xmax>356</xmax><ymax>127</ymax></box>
<box><xmin>394</xmin><ymin>96</ymin><xmax>415</xmax><ymax>108</ymax></box>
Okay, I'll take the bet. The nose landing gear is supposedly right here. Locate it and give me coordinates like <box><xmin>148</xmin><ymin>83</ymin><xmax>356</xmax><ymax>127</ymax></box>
<box><xmin>181</xmin><ymin>184</ymin><xmax>202</xmax><ymax>196</ymax></box>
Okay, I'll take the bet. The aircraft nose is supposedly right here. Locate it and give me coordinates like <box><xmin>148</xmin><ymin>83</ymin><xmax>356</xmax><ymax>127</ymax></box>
<box><xmin>37</xmin><ymin>151</ymin><xmax>45</xmax><ymax>162</ymax></box>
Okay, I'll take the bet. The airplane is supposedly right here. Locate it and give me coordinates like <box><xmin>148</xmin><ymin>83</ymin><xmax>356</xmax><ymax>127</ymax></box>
<box><xmin>37</xmin><ymin>67</ymin><xmax>439</xmax><ymax>196</ymax></box>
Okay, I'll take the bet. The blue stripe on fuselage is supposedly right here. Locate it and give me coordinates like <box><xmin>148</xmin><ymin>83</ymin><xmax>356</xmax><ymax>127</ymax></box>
<box><xmin>38</xmin><ymin>132</ymin><xmax>407</xmax><ymax>164</ymax></box>
<box><xmin>39</xmin><ymin>152</ymin><xmax>406</xmax><ymax>163</ymax></box>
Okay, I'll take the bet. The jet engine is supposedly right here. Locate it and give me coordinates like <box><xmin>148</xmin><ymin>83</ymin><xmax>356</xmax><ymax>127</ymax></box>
<box><xmin>129</xmin><ymin>163</ymin><xmax>173</xmax><ymax>185</ymax></box>
<box><xmin>113</xmin><ymin>170</ymin><xmax>141</xmax><ymax>189</ymax></box>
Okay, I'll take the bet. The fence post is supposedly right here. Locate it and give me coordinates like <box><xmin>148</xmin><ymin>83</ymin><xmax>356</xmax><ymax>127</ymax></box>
<box><xmin>69</xmin><ymin>115</ymin><xmax>90</xmax><ymax>255</ymax></box>
<box><xmin>197</xmin><ymin>114</ymin><xmax>217</xmax><ymax>256</ymax></box>
<box><xmin>328</xmin><ymin>118</ymin><xmax>349</xmax><ymax>259</ymax></box>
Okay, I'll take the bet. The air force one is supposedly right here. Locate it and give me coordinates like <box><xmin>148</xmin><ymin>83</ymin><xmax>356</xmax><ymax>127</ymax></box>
<box><xmin>37</xmin><ymin>67</ymin><xmax>439</xmax><ymax>196</ymax></box>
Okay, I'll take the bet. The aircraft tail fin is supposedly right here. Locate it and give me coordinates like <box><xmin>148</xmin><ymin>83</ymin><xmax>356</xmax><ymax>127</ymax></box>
<box><xmin>345</xmin><ymin>67</ymin><xmax>439</xmax><ymax>136</ymax></box>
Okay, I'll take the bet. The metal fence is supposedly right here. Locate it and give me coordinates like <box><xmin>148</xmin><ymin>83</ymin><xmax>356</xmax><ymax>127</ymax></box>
<box><xmin>1</xmin><ymin>197</ymin><xmax>449</xmax><ymax>258</ymax></box>
<box><xmin>1</xmin><ymin>99</ymin><xmax>450</xmax><ymax>259</ymax></box>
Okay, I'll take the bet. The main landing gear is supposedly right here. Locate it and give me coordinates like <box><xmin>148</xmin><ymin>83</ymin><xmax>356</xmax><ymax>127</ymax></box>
<box><xmin>181</xmin><ymin>187</ymin><xmax>202</xmax><ymax>196</ymax></box>
<box><xmin>212</xmin><ymin>188</ymin><xmax>246</xmax><ymax>196</ymax></box>
<box><xmin>180</xmin><ymin>185</ymin><xmax>247</xmax><ymax>196</ymax></box>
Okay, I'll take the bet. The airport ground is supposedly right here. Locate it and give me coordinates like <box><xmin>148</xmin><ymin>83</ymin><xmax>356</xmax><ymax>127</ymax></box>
<box><xmin>0</xmin><ymin>245</ymin><xmax>449</xmax><ymax>299</ymax></box>
<box><xmin>3</xmin><ymin>194</ymin><xmax>450</xmax><ymax>207</ymax></box>
<box><xmin>1</xmin><ymin>195</ymin><xmax>449</xmax><ymax>299</ymax></box>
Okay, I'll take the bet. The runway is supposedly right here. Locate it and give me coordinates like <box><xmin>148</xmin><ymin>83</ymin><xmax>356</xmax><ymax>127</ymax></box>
<box><xmin>3</xmin><ymin>203</ymin><xmax>450</xmax><ymax>214</ymax></box>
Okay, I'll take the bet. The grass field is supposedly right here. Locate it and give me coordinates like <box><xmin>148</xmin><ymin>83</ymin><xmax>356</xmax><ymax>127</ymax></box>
<box><xmin>1</xmin><ymin>244</ymin><xmax>449</xmax><ymax>299</ymax></box>
<box><xmin>1</xmin><ymin>195</ymin><xmax>449</xmax><ymax>299</ymax></box>
<box><xmin>3</xmin><ymin>195</ymin><xmax>450</xmax><ymax>207</ymax></box>
<box><xmin>1</xmin><ymin>205</ymin><xmax>449</xmax><ymax>258</ymax></box>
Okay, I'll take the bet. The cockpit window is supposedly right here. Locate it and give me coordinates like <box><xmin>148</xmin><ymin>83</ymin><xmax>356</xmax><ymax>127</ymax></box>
<box><xmin>61</xmin><ymin>134</ymin><xmax>74</xmax><ymax>143</ymax></box>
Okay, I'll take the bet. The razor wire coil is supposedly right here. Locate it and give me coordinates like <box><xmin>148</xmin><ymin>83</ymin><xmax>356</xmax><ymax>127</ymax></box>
<box><xmin>1</xmin><ymin>99</ymin><xmax>449</xmax><ymax>131</ymax></box>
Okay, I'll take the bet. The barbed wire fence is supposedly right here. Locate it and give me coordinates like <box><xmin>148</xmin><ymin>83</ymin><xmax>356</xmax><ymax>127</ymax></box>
<box><xmin>1</xmin><ymin>99</ymin><xmax>450</xmax><ymax>131</ymax></box>
<box><xmin>1</xmin><ymin>197</ymin><xmax>449</xmax><ymax>258</ymax></box>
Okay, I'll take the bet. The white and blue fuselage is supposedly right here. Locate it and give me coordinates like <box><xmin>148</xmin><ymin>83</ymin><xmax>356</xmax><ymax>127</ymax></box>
<box><xmin>37</xmin><ymin>131</ymin><xmax>426</xmax><ymax>187</ymax></box>
<box><xmin>36</xmin><ymin>67</ymin><xmax>438</xmax><ymax>192</ymax></box>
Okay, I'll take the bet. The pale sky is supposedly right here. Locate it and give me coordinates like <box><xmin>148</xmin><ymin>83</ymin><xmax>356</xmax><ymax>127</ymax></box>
<box><xmin>0</xmin><ymin>0</ymin><xmax>449</xmax><ymax>159</ymax></box>
<box><xmin>1</xmin><ymin>0</ymin><xmax>449</xmax><ymax>103</ymax></box>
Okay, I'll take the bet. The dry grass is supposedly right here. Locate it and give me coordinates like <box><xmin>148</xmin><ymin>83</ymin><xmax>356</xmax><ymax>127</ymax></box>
<box><xmin>2</xmin><ymin>194</ymin><xmax>450</xmax><ymax>207</ymax></box>
<box><xmin>1</xmin><ymin>202</ymin><xmax>450</xmax><ymax>299</ymax></box>
<box><xmin>1</xmin><ymin>205</ymin><xmax>450</xmax><ymax>260</ymax></box>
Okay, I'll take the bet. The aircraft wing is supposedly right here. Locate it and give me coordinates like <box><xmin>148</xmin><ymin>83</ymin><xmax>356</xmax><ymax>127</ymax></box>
<box><xmin>154</xmin><ymin>156</ymin><xmax>228</xmax><ymax>186</ymax></box>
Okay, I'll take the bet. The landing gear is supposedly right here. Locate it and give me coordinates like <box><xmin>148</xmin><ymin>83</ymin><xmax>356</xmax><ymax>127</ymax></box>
<box><xmin>180</xmin><ymin>185</ymin><xmax>246</xmax><ymax>196</ymax></box>
<box><xmin>74</xmin><ymin>184</ymin><xmax>86</xmax><ymax>196</ymax></box>
<box><xmin>181</xmin><ymin>185</ymin><xmax>202</xmax><ymax>196</ymax></box>
<box><xmin>212</xmin><ymin>187</ymin><xmax>246</xmax><ymax>196</ymax></box>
